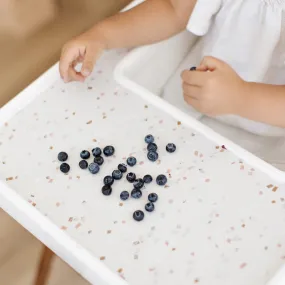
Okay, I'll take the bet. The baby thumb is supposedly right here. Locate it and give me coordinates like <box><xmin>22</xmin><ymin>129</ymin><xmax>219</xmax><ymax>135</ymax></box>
<box><xmin>200</xmin><ymin>56</ymin><xmax>225</xmax><ymax>71</ymax></box>
<box><xmin>82</xmin><ymin>48</ymin><xmax>96</xmax><ymax>77</ymax></box>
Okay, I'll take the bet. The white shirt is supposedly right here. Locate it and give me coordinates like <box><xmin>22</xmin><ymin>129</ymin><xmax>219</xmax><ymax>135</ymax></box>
<box><xmin>185</xmin><ymin>0</ymin><xmax>285</xmax><ymax>136</ymax></box>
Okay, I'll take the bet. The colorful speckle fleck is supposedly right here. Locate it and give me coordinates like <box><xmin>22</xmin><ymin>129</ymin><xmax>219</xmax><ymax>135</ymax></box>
<box><xmin>272</xmin><ymin>186</ymin><xmax>278</xmax><ymax>192</ymax></box>
<box><xmin>75</xmin><ymin>223</ymin><xmax>81</xmax><ymax>229</ymax></box>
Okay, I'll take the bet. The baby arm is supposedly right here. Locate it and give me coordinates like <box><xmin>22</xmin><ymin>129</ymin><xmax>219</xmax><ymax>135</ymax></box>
<box><xmin>239</xmin><ymin>83</ymin><xmax>285</xmax><ymax>128</ymax></box>
<box><xmin>59</xmin><ymin>0</ymin><xmax>197</xmax><ymax>82</ymax></box>
<box><xmin>181</xmin><ymin>56</ymin><xmax>285</xmax><ymax>128</ymax></box>
<box><xmin>94</xmin><ymin>0</ymin><xmax>196</xmax><ymax>49</ymax></box>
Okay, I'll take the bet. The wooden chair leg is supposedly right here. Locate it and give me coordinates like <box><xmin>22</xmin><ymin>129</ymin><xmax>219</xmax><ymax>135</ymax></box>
<box><xmin>34</xmin><ymin>245</ymin><xmax>54</xmax><ymax>285</ymax></box>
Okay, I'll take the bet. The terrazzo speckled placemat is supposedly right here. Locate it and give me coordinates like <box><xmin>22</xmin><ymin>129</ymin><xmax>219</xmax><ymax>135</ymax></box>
<box><xmin>0</xmin><ymin>50</ymin><xmax>284</xmax><ymax>285</ymax></box>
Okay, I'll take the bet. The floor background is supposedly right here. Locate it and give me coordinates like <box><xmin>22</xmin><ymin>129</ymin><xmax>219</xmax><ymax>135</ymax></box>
<box><xmin>0</xmin><ymin>0</ymin><xmax>130</xmax><ymax>284</ymax></box>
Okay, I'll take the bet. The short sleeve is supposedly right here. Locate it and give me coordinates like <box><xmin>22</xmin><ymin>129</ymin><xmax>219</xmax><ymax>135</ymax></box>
<box><xmin>187</xmin><ymin>0</ymin><xmax>222</xmax><ymax>36</ymax></box>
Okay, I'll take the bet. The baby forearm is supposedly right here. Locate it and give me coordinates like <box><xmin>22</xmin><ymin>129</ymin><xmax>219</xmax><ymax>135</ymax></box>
<box><xmin>240</xmin><ymin>82</ymin><xmax>285</xmax><ymax>128</ymax></box>
<box><xmin>90</xmin><ymin>0</ymin><xmax>195</xmax><ymax>49</ymax></box>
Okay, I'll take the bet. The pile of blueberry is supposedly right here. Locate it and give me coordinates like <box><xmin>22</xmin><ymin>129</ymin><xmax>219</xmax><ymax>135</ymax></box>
<box><xmin>145</xmin><ymin>134</ymin><xmax>159</xmax><ymax>162</ymax></box>
<box><xmin>57</xmin><ymin>145</ymin><xmax>115</xmax><ymax>175</ymax></box>
<box><xmin>57</xmin><ymin>134</ymin><xmax>176</xmax><ymax>222</ymax></box>
<box><xmin>145</xmin><ymin>134</ymin><xmax>176</xmax><ymax>162</ymax></box>
<box><xmin>103</xmin><ymin>165</ymin><xmax>167</xmax><ymax>221</ymax></box>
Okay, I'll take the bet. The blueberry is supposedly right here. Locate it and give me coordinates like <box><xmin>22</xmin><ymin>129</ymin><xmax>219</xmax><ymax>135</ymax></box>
<box><xmin>166</xmin><ymin>143</ymin><xmax>176</xmax><ymax>153</ymax></box>
<box><xmin>190</xmin><ymin>66</ymin><xmax>196</xmax><ymax>71</ymax></box>
<box><xmin>143</xmin><ymin>174</ymin><xmax>153</xmax><ymax>184</ymax></box>
<box><xmin>58</xmin><ymin>152</ymin><xmax>68</xmax><ymax>162</ymax></box>
<box><xmin>126</xmin><ymin>172</ymin><xmax>136</xmax><ymax>183</ymax></box>
<box><xmin>145</xmin><ymin>202</ymin><xmax>155</xmax><ymax>212</ymax></box>
<box><xmin>103</xmin><ymin>146</ymin><xmax>115</xmax><ymax>157</ymax></box>
<box><xmin>112</xmin><ymin>169</ymin><xmax>123</xmax><ymax>180</ymax></box>
<box><xmin>145</xmin><ymin>134</ymin><xmax>154</xmax><ymax>144</ymax></box>
<box><xmin>94</xmin><ymin>156</ymin><xmax>104</xmax><ymax>165</ymax></box>
<box><xmin>131</xmin><ymin>189</ymin><xmax>142</xmax><ymax>199</ymax></box>
<box><xmin>102</xmin><ymin>185</ymin><xmax>112</xmax><ymax>196</ymax></box>
<box><xmin>60</xmin><ymin>163</ymin><xmax>70</xmax><ymax>173</ymax></box>
<box><xmin>133</xmin><ymin>210</ymin><xmax>144</xmax><ymax>222</ymax></box>
<box><xmin>103</xmin><ymin>175</ymin><xmax>114</xmax><ymax>186</ymax></box>
<box><xmin>147</xmin><ymin>151</ymin><xmax>159</xmax><ymax>162</ymax></box>
<box><xmin>92</xmin><ymin>147</ymin><xmax>102</xmax><ymax>157</ymax></box>
<box><xmin>88</xmin><ymin>163</ymin><xmax>100</xmax><ymax>174</ymax></box>
<box><xmin>118</xmin><ymin>163</ymin><xmax>127</xmax><ymax>173</ymax></box>
<box><xmin>120</xmin><ymin>191</ymin><xmax>129</xmax><ymax>201</ymax></box>
<box><xmin>148</xmin><ymin>193</ymin><xmax>158</xmax><ymax>203</ymax></box>
<box><xmin>147</xmin><ymin>142</ymin><xmax>157</xmax><ymax>152</ymax></box>
<box><xmin>80</xmin><ymin>150</ymin><xmax>90</xmax><ymax>159</ymax></box>
<box><xmin>127</xmin><ymin>156</ymin><xmax>137</xmax><ymax>167</ymax></box>
<box><xmin>79</xmin><ymin>160</ymin><xmax>88</xmax><ymax>169</ymax></box>
<box><xmin>133</xmin><ymin>179</ymin><xmax>144</xmax><ymax>190</ymax></box>
<box><xmin>156</xmin><ymin>174</ymin><xmax>167</xmax><ymax>186</ymax></box>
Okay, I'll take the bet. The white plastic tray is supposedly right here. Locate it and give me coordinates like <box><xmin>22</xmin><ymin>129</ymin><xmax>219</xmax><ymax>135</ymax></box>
<box><xmin>1</xmin><ymin>50</ymin><xmax>285</xmax><ymax>285</ymax></box>
<box><xmin>0</xmin><ymin>1</ymin><xmax>284</xmax><ymax>285</ymax></box>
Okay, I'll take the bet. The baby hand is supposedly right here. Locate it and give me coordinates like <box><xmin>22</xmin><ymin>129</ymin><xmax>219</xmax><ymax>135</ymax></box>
<box><xmin>59</xmin><ymin>31</ymin><xmax>106</xmax><ymax>83</ymax></box>
<box><xmin>181</xmin><ymin>56</ymin><xmax>247</xmax><ymax>116</ymax></box>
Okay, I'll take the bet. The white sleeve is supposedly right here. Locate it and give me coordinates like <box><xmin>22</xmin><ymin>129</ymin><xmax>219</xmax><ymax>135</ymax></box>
<box><xmin>187</xmin><ymin>0</ymin><xmax>222</xmax><ymax>36</ymax></box>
